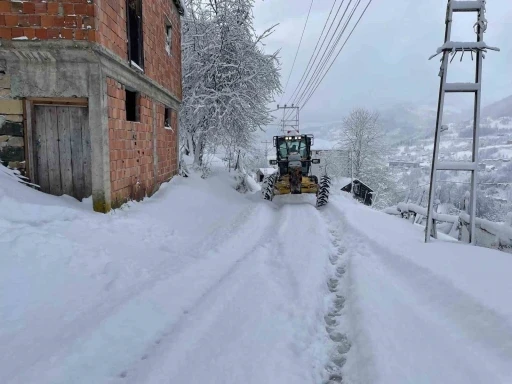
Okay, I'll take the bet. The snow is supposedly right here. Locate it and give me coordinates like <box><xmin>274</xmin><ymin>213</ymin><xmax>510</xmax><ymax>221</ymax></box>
<box><xmin>429</xmin><ymin>41</ymin><xmax>500</xmax><ymax>60</ymax></box>
<box><xmin>0</xmin><ymin>162</ymin><xmax>333</xmax><ymax>383</ymax></box>
<box><xmin>12</xmin><ymin>36</ymin><xmax>28</xmax><ymax>40</ymax></box>
<box><xmin>130</xmin><ymin>60</ymin><xmax>144</xmax><ymax>72</ymax></box>
<box><xmin>437</xmin><ymin>41</ymin><xmax>499</xmax><ymax>53</ymax></box>
<box><xmin>326</xmin><ymin>195</ymin><xmax>512</xmax><ymax>383</ymax></box>
<box><xmin>257</xmin><ymin>167</ymin><xmax>276</xmax><ymax>176</ymax></box>
<box><xmin>2</xmin><ymin>161</ymin><xmax>512</xmax><ymax>383</ymax></box>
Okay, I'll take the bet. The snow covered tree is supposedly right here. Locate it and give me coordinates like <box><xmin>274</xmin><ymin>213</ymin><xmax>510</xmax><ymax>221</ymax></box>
<box><xmin>180</xmin><ymin>0</ymin><xmax>281</xmax><ymax>167</ymax></box>
<box><xmin>321</xmin><ymin>149</ymin><xmax>351</xmax><ymax>180</ymax></box>
<box><xmin>337</xmin><ymin>108</ymin><xmax>385</xmax><ymax>180</ymax></box>
<box><xmin>336</xmin><ymin>108</ymin><xmax>397</xmax><ymax>208</ymax></box>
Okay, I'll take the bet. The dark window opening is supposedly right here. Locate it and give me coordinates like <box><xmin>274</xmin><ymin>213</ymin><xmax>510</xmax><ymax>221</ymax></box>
<box><xmin>165</xmin><ymin>23</ymin><xmax>172</xmax><ymax>55</ymax></box>
<box><xmin>164</xmin><ymin>107</ymin><xmax>172</xmax><ymax>129</ymax></box>
<box><xmin>126</xmin><ymin>89</ymin><xmax>139</xmax><ymax>122</ymax></box>
<box><xmin>127</xmin><ymin>0</ymin><xmax>144</xmax><ymax>68</ymax></box>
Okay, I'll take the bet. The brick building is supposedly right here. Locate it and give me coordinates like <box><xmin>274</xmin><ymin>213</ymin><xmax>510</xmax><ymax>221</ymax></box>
<box><xmin>0</xmin><ymin>0</ymin><xmax>183</xmax><ymax>212</ymax></box>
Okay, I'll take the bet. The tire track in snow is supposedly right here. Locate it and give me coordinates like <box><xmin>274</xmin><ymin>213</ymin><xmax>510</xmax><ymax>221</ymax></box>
<box><xmin>327</xmin><ymin>202</ymin><xmax>512</xmax><ymax>383</ymax></box>
<box><xmin>4</xmin><ymin>203</ymin><xmax>270</xmax><ymax>384</ymax></box>
<box><xmin>125</xmin><ymin>197</ymin><xmax>335</xmax><ymax>384</ymax></box>
<box><xmin>113</xmin><ymin>204</ymin><xmax>284</xmax><ymax>383</ymax></box>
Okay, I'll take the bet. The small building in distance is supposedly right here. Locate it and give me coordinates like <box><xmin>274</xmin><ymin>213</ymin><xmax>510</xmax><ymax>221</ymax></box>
<box><xmin>255</xmin><ymin>167</ymin><xmax>276</xmax><ymax>182</ymax></box>
<box><xmin>341</xmin><ymin>179</ymin><xmax>374</xmax><ymax>206</ymax></box>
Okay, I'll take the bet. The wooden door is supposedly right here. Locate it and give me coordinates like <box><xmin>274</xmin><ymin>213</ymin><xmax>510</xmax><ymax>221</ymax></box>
<box><xmin>33</xmin><ymin>105</ymin><xmax>92</xmax><ymax>200</ymax></box>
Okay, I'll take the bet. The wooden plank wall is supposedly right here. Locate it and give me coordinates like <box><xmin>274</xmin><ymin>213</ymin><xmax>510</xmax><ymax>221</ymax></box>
<box><xmin>33</xmin><ymin>105</ymin><xmax>92</xmax><ymax>200</ymax></box>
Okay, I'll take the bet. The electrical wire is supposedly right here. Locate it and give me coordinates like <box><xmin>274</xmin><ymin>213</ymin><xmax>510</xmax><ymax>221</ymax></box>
<box><xmin>285</xmin><ymin>0</ymin><xmax>345</xmax><ymax>107</ymax></box>
<box><xmin>278</xmin><ymin>0</ymin><xmax>315</xmax><ymax>106</ymax></box>
<box><xmin>284</xmin><ymin>0</ymin><xmax>360</xmax><ymax>121</ymax></box>
<box><xmin>294</xmin><ymin>0</ymin><xmax>362</xmax><ymax>109</ymax></box>
<box><xmin>300</xmin><ymin>0</ymin><xmax>373</xmax><ymax>110</ymax></box>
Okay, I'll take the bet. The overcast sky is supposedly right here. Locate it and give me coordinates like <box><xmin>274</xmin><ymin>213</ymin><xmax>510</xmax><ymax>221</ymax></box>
<box><xmin>252</xmin><ymin>0</ymin><xmax>512</xmax><ymax>125</ymax></box>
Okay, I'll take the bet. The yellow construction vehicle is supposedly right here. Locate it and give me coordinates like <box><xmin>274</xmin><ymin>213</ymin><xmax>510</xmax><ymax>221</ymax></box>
<box><xmin>262</xmin><ymin>131</ymin><xmax>331</xmax><ymax>207</ymax></box>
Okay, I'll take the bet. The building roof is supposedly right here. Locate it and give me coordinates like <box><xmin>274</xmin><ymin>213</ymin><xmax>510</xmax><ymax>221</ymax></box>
<box><xmin>341</xmin><ymin>178</ymin><xmax>374</xmax><ymax>192</ymax></box>
<box><xmin>173</xmin><ymin>0</ymin><xmax>185</xmax><ymax>15</ymax></box>
<box><xmin>257</xmin><ymin>168</ymin><xmax>276</xmax><ymax>175</ymax></box>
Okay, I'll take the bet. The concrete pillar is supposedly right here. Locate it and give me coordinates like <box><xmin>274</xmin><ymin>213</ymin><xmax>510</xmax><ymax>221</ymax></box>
<box><xmin>88</xmin><ymin>64</ymin><xmax>112</xmax><ymax>213</ymax></box>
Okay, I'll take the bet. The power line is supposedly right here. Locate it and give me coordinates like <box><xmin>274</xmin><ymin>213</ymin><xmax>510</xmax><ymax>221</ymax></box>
<box><xmin>278</xmin><ymin>0</ymin><xmax>315</xmax><ymax>105</ymax></box>
<box><xmin>287</xmin><ymin>0</ymin><xmax>349</xmax><ymax>109</ymax></box>
<box><xmin>284</xmin><ymin>0</ymin><xmax>358</xmax><ymax>121</ymax></box>
<box><xmin>287</xmin><ymin>0</ymin><xmax>345</xmax><ymax>104</ymax></box>
<box><xmin>301</xmin><ymin>0</ymin><xmax>373</xmax><ymax>110</ymax></box>
<box><xmin>294</xmin><ymin>0</ymin><xmax>362</xmax><ymax>108</ymax></box>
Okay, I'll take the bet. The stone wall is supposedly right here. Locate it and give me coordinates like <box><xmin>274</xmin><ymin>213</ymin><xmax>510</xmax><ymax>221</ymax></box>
<box><xmin>0</xmin><ymin>61</ymin><xmax>24</xmax><ymax>173</ymax></box>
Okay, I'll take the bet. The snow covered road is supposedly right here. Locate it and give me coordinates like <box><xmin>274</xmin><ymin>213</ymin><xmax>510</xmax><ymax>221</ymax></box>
<box><xmin>325</xmin><ymin>197</ymin><xmax>512</xmax><ymax>383</ymax></box>
<box><xmin>2</xmin><ymin>165</ymin><xmax>512</xmax><ymax>383</ymax></box>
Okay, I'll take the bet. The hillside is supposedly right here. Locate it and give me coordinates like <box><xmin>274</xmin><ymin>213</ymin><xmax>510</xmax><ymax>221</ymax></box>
<box><xmin>389</xmin><ymin>95</ymin><xmax>512</xmax><ymax>221</ymax></box>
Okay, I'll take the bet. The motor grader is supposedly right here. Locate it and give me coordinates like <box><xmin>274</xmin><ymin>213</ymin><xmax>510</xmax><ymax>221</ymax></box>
<box><xmin>262</xmin><ymin>131</ymin><xmax>331</xmax><ymax>207</ymax></box>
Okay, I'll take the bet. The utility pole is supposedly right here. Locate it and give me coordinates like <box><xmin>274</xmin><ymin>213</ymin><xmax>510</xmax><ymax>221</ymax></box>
<box><xmin>350</xmin><ymin>149</ymin><xmax>354</xmax><ymax>196</ymax></box>
<box><xmin>425</xmin><ymin>0</ymin><xmax>499</xmax><ymax>244</ymax></box>
<box><xmin>276</xmin><ymin>104</ymin><xmax>300</xmax><ymax>134</ymax></box>
<box><xmin>261</xmin><ymin>140</ymin><xmax>272</xmax><ymax>164</ymax></box>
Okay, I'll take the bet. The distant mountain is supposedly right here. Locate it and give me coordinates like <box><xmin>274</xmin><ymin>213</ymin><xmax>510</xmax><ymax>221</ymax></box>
<box><xmin>378</xmin><ymin>94</ymin><xmax>512</xmax><ymax>144</ymax></box>
<box><xmin>266</xmin><ymin>94</ymin><xmax>512</xmax><ymax>145</ymax></box>
<box><xmin>482</xmin><ymin>95</ymin><xmax>512</xmax><ymax>120</ymax></box>
<box><xmin>379</xmin><ymin>103</ymin><xmax>465</xmax><ymax>144</ymax></box>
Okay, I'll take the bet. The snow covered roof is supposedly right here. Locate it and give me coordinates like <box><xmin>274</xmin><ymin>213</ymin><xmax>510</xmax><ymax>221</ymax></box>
<box><xmin>257</xmin><ymin>168</ymin><xmax>276</xmax><ymax>175</ymax></box>
<box><xmin>341</xmin><ymin>178</ymin><xmax>374</xmax><ymax>192</ymax></box>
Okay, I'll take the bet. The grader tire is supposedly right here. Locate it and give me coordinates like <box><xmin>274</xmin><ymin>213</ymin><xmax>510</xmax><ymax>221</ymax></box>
<box><xmin>316</xmin><ymin>175</ymin><xmax>331</xmax><ymax>207</ymax></box>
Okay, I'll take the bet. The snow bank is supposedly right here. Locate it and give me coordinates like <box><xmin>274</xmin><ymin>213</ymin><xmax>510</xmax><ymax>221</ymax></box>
<box><xmin>328</xmin><ymin>194</ymin><xmax>512</xmax><ymax>383</ymax></box>
<box><xmin>0</xmin><ymin>161</ymin><xmax>265</xmax><ymax>383</ymax></box>
<box><xmin>0</xmin><ymin>161</ymin><xmax>332</xmax><ymax>384</ymax></box>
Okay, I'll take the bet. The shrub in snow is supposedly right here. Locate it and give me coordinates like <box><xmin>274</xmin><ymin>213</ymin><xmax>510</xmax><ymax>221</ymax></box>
<box><xmin>234</xmin><ymin>171</ymin><xmax>249</xmax><ymax>193</ymax></box>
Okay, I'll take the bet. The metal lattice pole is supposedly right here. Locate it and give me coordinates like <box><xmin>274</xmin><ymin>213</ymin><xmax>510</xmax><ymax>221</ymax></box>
<box><xmin>425</xmin><ymin>0</ymin><xmax>499</xmax><ymax>244</ymax></box>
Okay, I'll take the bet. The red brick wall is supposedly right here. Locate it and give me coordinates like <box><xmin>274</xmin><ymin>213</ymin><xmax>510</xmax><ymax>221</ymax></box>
<box><xmin>0</xmin><ymin>0</ymin><xmax>95</xmax><ymax>40</ymax></box>
<box><xmin>96</xmin><ymin>0</ymin><xmax>182</xmax><ymax>99</ymax></box>
<box><xmin>95</xmin><ymin>0</ymin><xmax>127</xmax><ymax>60</ymax></box>
<box><xmin>107</xmin><ymin>77</ymin><xmax>177</xmax><ymax>207</ymax></box>
<box><xmin>141</xmin><ymin>0</ymin><xmax>182</xmax><ymax>99</ymax></box>
<box><xmin>156</xmin><ymin>105</ymin><xmax>178</xmax><ymax>183</ymax></box>
<box><xmin>0</xmin><ymin>0</ymin><xmax>182</xmax><ymax>100</ymax></box>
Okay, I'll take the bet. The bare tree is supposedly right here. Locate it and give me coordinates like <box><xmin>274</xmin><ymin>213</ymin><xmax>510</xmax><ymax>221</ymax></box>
<box><xmin>337</xmin><ymin>108</ymin><xmax>397</xmax><ymax>208</ymax></box>
<box><xmin>338</xmin><ymin>108</ymin><xmax>384</xmax><ymax>179</ymax></box>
